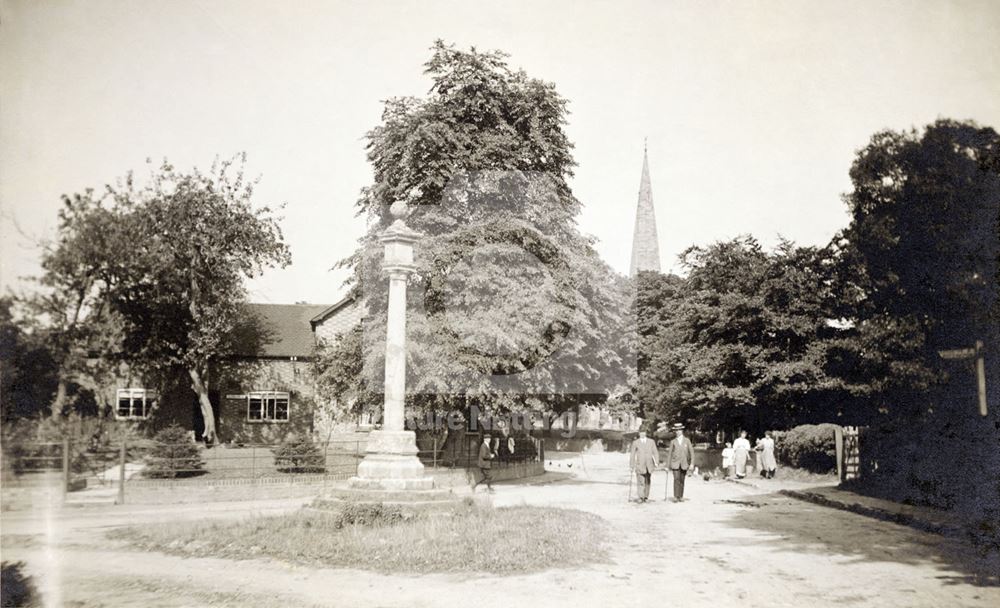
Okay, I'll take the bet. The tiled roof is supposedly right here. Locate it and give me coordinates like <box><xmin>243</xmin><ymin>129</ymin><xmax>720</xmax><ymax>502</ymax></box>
<box><xmin>233</xmin><ymin>303</ymin><xmax>330</xmax><ymax>358</ymax></box>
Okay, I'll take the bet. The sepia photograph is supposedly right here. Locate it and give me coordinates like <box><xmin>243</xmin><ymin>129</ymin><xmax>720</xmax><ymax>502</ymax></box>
<box><xmin>1</xmin><ymin>1</ymin><xmax>998</xmax><ymax>606</ymax></box>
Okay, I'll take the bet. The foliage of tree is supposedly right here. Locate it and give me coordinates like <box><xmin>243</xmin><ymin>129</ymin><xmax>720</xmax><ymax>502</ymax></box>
<box><xmin>838</xmin><ymin>120</ymin><xmax>1000</xmax><ymax>535</ymax></box>
<box><xmin>842</xmin><ymin>119</ymin><xmax>1000</xmax><ymax>416</ymax></box>
<box><xmin>322</xmin><ymin>41</ymin><xmax>634</xmax><ymax>424</ymax></box>
<box><xmin>97</xmin><ymin>156</ymin><xmax>291</xmax><ymax>442</ymax></box>
<box><xmin>313</xmin><ymin>324</ymin><xmax>381</xmax><ymax>421</ymax></box>
<box><xmin>11</xmin><ymin>192</ymin><xmax>121</xmax><ymax>417</ymax></box>
<box><xmin>0</xmin><ymin>297</ymin><xmax>58</xmax><ymax>421</ymax></box>
<box><xmin>637</xmin><ymin>238</ymin><xmax>864</xmax><ymax>434</ymax></box>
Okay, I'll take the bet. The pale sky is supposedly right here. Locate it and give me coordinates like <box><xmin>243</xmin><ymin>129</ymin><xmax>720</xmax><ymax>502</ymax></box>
<box><xmin>3</xmin><ymin>0</ymin><xmax>999</xmax><ymax>305</ymax></box>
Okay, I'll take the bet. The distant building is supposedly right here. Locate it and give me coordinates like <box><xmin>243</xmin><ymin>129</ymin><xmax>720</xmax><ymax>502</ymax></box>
<box><xmin>97</xmin><ymin>299</ymin><xmax>365</xmax><ymax>443</ymax></box>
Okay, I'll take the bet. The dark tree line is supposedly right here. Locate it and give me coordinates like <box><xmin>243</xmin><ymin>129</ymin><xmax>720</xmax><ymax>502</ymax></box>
<box><xmin>637</xmin><ymin>119</ymin><xmax>998</xmax><ymax>439</ymax></box>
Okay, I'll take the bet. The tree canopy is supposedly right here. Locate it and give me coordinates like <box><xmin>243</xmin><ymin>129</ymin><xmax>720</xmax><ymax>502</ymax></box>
<box><xmin>96</xmin><ymin>156</ymin><xmax>292</xmax><ymax>441</ymax></box>
<box><xmin>636</xmin><ymin>238</ymin><xmax>856</xmax><ymax>434</ymax></box>
<box><xmin>842</xmin><ymin>119</ymin><xmax>999</xmax><ymax>415</ymax></box>
<box><xmin>320</xmin><ymin>41</ymin><xmax>634</xmax><ymax>425</ymax></box>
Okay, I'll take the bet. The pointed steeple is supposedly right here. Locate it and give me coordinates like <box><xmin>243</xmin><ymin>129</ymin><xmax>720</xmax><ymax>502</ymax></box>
<box><xmin>629</xmin><ymin>142</ymin><xmax>662</xmax><ymax>276</ymax></box>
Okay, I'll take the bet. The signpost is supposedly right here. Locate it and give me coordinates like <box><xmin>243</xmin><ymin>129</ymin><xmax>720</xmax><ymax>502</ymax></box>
<box><xmin>938</xmin><ymin>340</ymin><xmax>988</xmax><ymax>417</ymax></box>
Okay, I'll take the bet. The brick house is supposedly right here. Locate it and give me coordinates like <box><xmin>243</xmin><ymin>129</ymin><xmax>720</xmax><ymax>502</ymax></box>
<box><xmin>100</xmin><ymin>297</ymin><xmax>364</xmax><ymax>443</ymax></box>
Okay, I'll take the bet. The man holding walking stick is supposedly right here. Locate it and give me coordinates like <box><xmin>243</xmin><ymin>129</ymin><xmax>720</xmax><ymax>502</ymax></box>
<box><xmin>629</xmin><ymin>426</ymin><xmax>659</xmax><ymax>503</ymax></box>
<box><xmin>666</xmin><ymin>423</ymin><xmax>695</xmax><ymax>502</ymax></box>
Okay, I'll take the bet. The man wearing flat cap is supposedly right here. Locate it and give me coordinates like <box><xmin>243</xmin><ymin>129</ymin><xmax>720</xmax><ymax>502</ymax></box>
<box><xmin>473</xmin><ymin>433</ymin><xmax>496</xmax><ymax>492</ymax></box>
<box><xmin>629</xmin><ymin>425</ymin><xmax>659</xmax><ymax>503</ymax></box>
<box><xmin>666</xmin><ymin>423</ymin><xmax>695</xmax><ymax>502</ymax></box>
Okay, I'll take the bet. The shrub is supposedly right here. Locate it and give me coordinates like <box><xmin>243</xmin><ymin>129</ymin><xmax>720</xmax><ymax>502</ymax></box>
<box><xmin>272</xmin><ymin>436</ymin><xmax>326</xmax><ymax>473</ymax></box>
<box><xmin>143</xmin><ymin>425</ymin><xmax>205</xmax><ymax>478</ymax></box>
<box><xmin>772</xmin><ymin>423</ymin><xmax>840</xmax><ymax>473</ymax></box>
<box><xmin>1</xmin><ymin>561</ymin><xmax>41</xmax><ymax>607</ymax></box>
<box><xmin>336</xmin><ymin>502</ymin><xmax>408</xmax><ymax>528</ymax></box>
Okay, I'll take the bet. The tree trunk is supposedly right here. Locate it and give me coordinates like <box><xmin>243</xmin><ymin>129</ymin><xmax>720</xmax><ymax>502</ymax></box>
<box><xmin>51</xmin><ymin>377</ymin><xmax>68</xmax><ymax>418</ymax></box>
<box><xmin>188</xmin><ymin>367</ymin><xmax>216</xmax><ymax>444</ymax></box>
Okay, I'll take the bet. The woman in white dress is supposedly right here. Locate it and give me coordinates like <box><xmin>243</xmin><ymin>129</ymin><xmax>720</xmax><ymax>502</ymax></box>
<box><xmin>732</xmin><ymin>430</ymin><xmax>751</xmax><ymax>478</ymax></box>
<box><xmin>760</xmin><ymin>431</ymin><xmax>777</xmax><ymax>479</ymax></box>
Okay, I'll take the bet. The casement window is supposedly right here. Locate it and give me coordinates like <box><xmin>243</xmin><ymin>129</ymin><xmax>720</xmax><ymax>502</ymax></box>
<box><xmin>116</xmin><ymin>388</ymin><xmax>154</xmax><ymax>419</ymax></box>
<box><xmin>247</xmin><ymin>391</ymin><xmax>290</xmax><ymax>422</ymax></box>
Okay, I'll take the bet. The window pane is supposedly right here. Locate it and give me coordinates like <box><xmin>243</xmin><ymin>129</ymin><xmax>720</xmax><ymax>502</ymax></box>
<box><xmin>265</xmin><ymin>396</ymin><xmax>276</xmax><ymax>420</ymax></box>
<box><xmin>248</xmin><ymin>397</ymin><xmax>262</xmax><ymax>420</ymax></box>
<box><xmin>131</xmin><ymin>397</ymin><xmax>143</xmax><ymax>418</ymax></box>
<box><xmin>117</xmin><ymin>397</ymin><xmax>130</xmax><ymax>417</ymax></box>
<box><xmin>275</xmin><ymin>397</ymin><xmax>289</xmax><ymax>421</ymax></box>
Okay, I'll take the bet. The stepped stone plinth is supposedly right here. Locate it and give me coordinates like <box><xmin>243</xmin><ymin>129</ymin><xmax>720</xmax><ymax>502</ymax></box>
<box><xmin>348</xmin><ymin>430</ymin><xmax>434</xmax><ymax>491</ymax></box>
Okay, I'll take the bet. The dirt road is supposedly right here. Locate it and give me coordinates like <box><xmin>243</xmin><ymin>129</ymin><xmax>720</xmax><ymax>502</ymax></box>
<box><xmin>3</xmin><ymin>452</ymin><xmax>997</xmax><ymax>607</ymax></box>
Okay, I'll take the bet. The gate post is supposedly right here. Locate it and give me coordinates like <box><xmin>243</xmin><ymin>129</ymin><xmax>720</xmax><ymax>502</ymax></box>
<box><xmin>835</xmin><ymin>425</ymin><xmax>844</xmax><ymax>482</ymax></box>
<box><xmin>117</xmin><ymin>440</ymin><xmax>126</xmax><ymax>505</ymax></box>
<box><xmin>62</xmin><ymin>438</ymin><xmax>70</xmax><ymax>502</ymax></box>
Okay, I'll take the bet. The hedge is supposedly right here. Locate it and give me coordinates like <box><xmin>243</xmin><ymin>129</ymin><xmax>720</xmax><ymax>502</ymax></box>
<box><xmin>772</xmin><ymin>423</ymin><xmax>840</xmax><ymax>473</ymax></box>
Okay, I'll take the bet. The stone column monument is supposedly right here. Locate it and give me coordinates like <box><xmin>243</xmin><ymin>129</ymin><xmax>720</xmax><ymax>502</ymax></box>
<box><xmin>350</xmin><ymin>201</ymin><xmax>434</xmax><ymax>491</ymax></box>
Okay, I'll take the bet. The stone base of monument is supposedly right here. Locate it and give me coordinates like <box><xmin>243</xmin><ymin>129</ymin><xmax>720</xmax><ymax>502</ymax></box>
<box><xmin>347</xmin><ymin>430</ymin><xmax>435</xmax><ymax>491</ymax></box>
<box><xmin>313</xmin><ymin>430</ymin><xmax>468</xmax><ymax>512</ymax></box>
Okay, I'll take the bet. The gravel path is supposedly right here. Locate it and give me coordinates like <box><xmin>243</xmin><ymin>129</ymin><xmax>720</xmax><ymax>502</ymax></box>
<box><xmin>2</xmin><ymin>452</ymin><xmax>997</xmax><ymax>607</ymax></box>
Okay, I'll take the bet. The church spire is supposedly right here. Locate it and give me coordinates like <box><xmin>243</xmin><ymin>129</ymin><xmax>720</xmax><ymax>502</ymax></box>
<box><xmin>629</xmin><ymin>143</ymin><xmax>662</xmax><ymax>276</ymax></box>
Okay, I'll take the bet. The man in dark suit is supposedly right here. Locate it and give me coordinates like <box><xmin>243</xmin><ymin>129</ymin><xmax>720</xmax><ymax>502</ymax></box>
<box><xmin>472</xmin><ymin>433</ymin><xmax>496</xmax><ymax>492</ymax></box>
<box><xmin>629</xmin><ymin>428</ymin><xmax>660</xmax><ymax>503</ymax></box>
<box><xmin>666</xmin><ymin>423</ymin><xmax>695</xmax><ymax>502</ymax></box>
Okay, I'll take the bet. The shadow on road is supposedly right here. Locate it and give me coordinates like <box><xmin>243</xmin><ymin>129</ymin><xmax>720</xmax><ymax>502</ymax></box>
<box><xmin>716</xmin><ymin>490</ymin><xmax>1000</xmax><ymax>588</ymax></box>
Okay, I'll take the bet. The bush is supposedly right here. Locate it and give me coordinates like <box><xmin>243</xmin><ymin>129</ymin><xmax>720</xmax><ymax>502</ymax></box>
<box><xmin>336</xmin><ymin>502</ymin><xmax>408</xmax><ymax>528</ymax></box>
<box><xmin>272</xmin><ymin>436</ymin><xmax>325</xmax><ymax>473</ymax></box>
<box><xmin>1</xmin><ymin>561</ymin><xmax>41</xmax><ymax>607</ymax></box>
<box><xmin>143</xmin><ymin>425</ymin><xmax>205</xmax><ymax>478</ymax></box>
<box><xmin>772</xmin><ymin>423</ymin><xmax>840</xmax><ymax>473</ymax></box>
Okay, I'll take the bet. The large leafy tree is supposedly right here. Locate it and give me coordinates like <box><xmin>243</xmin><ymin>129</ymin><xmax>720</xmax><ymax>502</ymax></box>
<box><xmin>839</xmin><ymin>120</ymin><xmax>999</xmax><ymax>520</ymax></box>
<box><xmin>99</xmin><ymin>156</ymin><xmax>291</xmax><ymax>442</ymax></box>
<box><xmin>638</xmin><ymin>238</ymin><xmax>857</xmax><ymax>434</ymax></box>
<box><xmin>843</xmin><ymin>119</ymin><xmax>999</xmax><ymax>413</ymax></box>
<box><xmin>322</xmin><ymin>41</ymin><xmax>633</xmax><ymax>426</ymax></box>
<box><xmin>15</xmin><ymin>191</ymin><xmax>119</xmax><ymax>417</ymax></box>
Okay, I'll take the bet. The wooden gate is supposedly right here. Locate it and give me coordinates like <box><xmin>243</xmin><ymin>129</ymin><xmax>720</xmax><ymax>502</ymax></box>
<box><xmin>835</xmin><ymin>425</ymin><xmax>860</xmax><ymax>482</ymax></box>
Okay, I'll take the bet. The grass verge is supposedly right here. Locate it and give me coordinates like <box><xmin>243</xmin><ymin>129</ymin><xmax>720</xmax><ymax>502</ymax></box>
<box><xmin>108</xmin><ymin>504</ymin><xmax>609</xmax><ymax>574</ymax></box>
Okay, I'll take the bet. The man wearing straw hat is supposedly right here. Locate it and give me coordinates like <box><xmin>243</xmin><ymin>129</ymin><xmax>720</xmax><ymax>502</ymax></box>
<box><xmin>665</xmin><ymin>422</ymin><xmax>695</xmax><ymax>502</ymax></box>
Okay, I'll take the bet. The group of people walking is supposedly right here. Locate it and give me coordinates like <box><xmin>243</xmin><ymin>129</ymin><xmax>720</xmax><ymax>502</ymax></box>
<box><xmin>629</xmin><ymin>426</ymin><xmax>779</xmax><ymax>503</ymax></box>
<box><xmin>474</xmin><ymin>425</ymin><xmax>778</xmax><ymax>499</ymax></box>
<box><xmin>722</xmin><ymin>430</ymin><xmax>776</xmax><ymax>479</ymax></box>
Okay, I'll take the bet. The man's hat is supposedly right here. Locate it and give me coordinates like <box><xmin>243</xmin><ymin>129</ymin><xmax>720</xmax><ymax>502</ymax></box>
<box><xmin>671</xmin><ymin>423</ymin><xmax>685</xmax><ymax>431</ymax></box>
